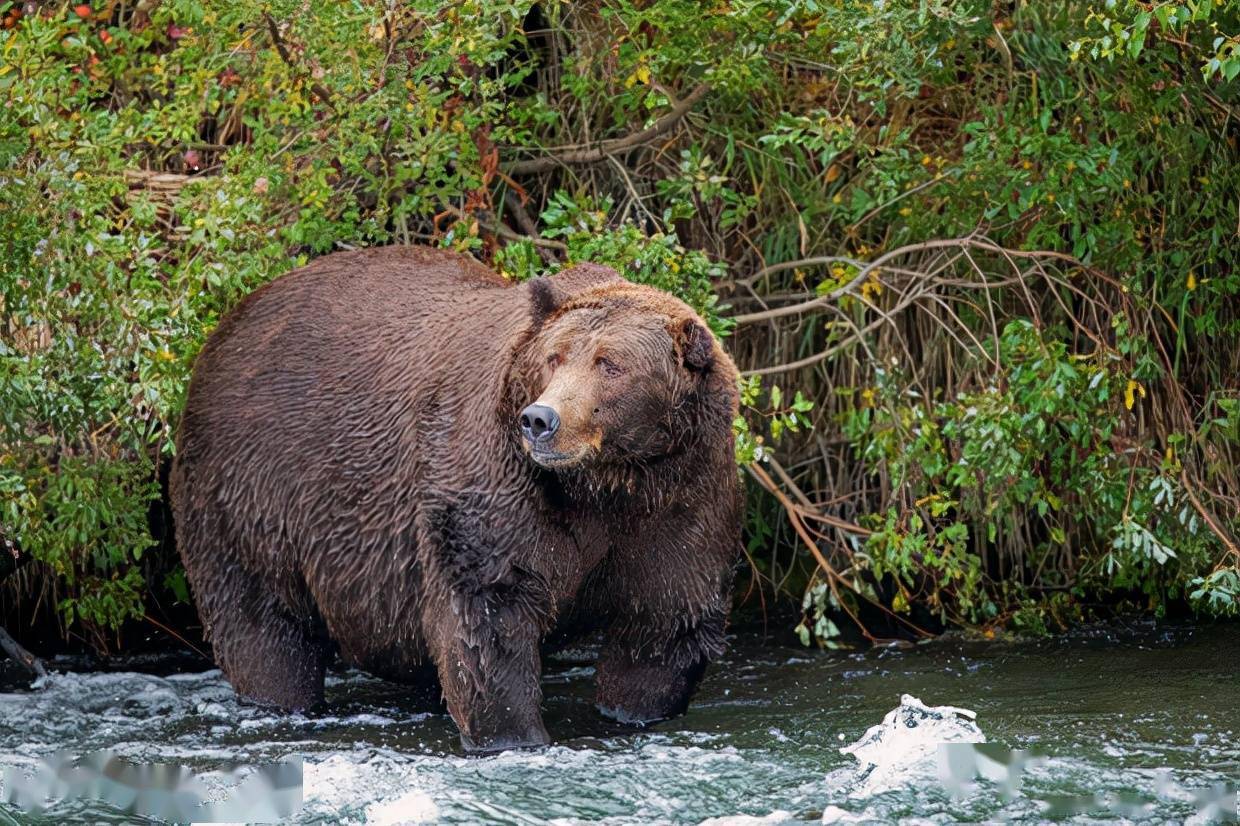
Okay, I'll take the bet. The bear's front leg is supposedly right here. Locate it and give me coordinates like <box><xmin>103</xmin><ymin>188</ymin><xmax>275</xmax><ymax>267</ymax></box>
<box><xmin>423</xmin><ymin>580</ymin><xmax>552</xmax><ymax>754</ymax></box>
<box><xmin>590</xmin><ymin>506</ymin><xmax>738</xmax><ymax>726</ymax></box>
<box><xmin>595</xmin><ymin>605</ymin><xmax>728</xmax><ymax>725</ymax></box>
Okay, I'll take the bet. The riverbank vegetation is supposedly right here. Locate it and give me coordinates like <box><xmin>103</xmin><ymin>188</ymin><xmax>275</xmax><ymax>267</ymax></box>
<box><xmin>2</xmin><ymin>0</ymin><xmax>1238</xmax><ymax>653</ymax></box>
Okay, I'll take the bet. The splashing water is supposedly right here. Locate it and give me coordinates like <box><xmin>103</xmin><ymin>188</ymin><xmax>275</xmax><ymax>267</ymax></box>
<box><xmin>835</xmin><ymin>694</ymin><xmax>984</xmax><ymax>796</ymax></box>
<box><xmin>0</xmin><ymin>621</ymin><xmax>1237</xmax><ymax>824</ymax></box>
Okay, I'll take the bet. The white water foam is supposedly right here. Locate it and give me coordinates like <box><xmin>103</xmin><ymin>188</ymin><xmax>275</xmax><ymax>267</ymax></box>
<box><xmin>0</xmin><ymin>670</ymin><xmax>807</xmax><ymax>824</ymax></box>
<box><xmin>820</xmin><ymin>694</ymin><xmax>985</xmax><ymax>822</ymax></box>
<box><xmin>838</xmin><ymin>694</ymin><xmax>984</xmax><ymax>794</ymax></box>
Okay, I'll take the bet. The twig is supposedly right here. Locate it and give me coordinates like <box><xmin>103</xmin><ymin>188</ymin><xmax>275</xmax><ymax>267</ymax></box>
<box><xmin>263</xmin><ymin>13</ymin><xmax>337</xmax><ymax>113</ymax></box>
<box><xmin>505</xmin><ymin>83</ymin><xmax>710</xmax><ymax>176</ymax></box>
<box><xmin>145</xmin><ymin>615</ymin><xmax>212</xmax><ymax>662</ymax></box>
<box><xmin>736</xmin><ymin>255</ymin><xmax>865</xmax><ymax>289</ymax></box>
<box><xmin>747</xmin><ymin>462</ymin><xmax>878</xmax><ymax>643</ymax></box>
<box><xmin>740</xmin><ymin>306</ymin><xmax>893</xmax><ymax>376</ymax></box>
<box><xmin>765</xmin><ymin>455</ymin><xmax>871</xmax><ymax>535</ymax></box>
<box><xmin>440</xmin><ymin>202</ymin><xmax>568</xmax><ymax>252</ymax></box>
<box><xmin>1180</xmin><ymin>468</ymin><xmax>1240</xmax><ymax>563</ymax></box>
<box><xmin>503</xmin><ymin>190</ymin><xmax>558</xmax><ymax>265</ymax></box>
<box><xmin>749</xmin><ymin>462</ymin><xmax>935</xmax><ymax>641</ymax></box>
<box><xmin>607</xmin><ymin>154</ymin><xmax>660</xmax><ymax>229</ymax></box>
<box><xmin>732</xmin><ymin>237</ymin><xmax>1090</xmax><ymax>326</ymax></box>
<box><xmin>0</xmin><ymin>624</ymin><xmax>47</xmax><ymax>680</ymax></box>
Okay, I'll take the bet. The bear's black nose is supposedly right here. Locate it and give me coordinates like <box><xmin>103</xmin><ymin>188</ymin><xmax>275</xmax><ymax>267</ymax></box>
<box><xmin>519</xmin><ymin>404</ymin><xmax>560</xmax><ymax>442</ymax></box>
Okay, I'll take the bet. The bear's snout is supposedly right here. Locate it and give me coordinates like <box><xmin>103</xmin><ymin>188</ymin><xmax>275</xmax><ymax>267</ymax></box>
<box><xmin>519</xmin><ymin>403</ymin><xmax>560</xmax><ymax>443</ymax></box>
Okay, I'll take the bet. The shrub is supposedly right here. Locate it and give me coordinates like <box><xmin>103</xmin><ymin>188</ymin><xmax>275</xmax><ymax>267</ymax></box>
<box><xmin>1</xmin><ymin>0</ymin><xmax>1237</xmax><ymax>648</ymax></box>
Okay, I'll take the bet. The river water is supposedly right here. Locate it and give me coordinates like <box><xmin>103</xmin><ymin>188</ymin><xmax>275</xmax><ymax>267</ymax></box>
<box><xmin>0</xmin><ymin>619</ymin><xmax>1236</xmax><ymax>824</ymax></box>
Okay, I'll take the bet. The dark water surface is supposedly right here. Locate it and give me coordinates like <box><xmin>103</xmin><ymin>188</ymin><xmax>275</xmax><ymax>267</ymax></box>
<box><xmin>0</xmin><ymin>620</ymin><xmax>1236</xmax><ymax>823</ymax></box>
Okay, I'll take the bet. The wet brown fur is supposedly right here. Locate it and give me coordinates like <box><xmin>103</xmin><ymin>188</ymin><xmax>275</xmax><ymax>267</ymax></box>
<box><xmin>170</xmin><ymin>246</ymin><xmax>742</xmax><ymax>753</ymax></box>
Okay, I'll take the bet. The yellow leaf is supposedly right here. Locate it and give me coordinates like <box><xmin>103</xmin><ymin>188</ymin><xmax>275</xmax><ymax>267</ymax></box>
<box><xmin>635</xmin><ymin>65</ymin><xmax>651</xmax><ymax>85</ymax></box>
<box><xmin>1187</xmin><ymin>271</ymin><xmax>1197</xmax><ymax>291</ymax></box>
<box><xmin>860</xmin><ymin>272</ymin><xmax>883</xmax><ymax>300</ymax></box>
<box><xmin>825</xmin><ymin>163</ymin><xmax>841</xmax><ymax>183</ymax></box>
<box><xmin>1125</xmin><ymin>379</ymin><xmax>1145</xmax><ymax>410</ymax></box>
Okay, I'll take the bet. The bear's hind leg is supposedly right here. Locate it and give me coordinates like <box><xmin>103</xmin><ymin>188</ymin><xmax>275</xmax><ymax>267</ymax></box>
<box><xmin>203</xmin><ymin>580</ymin><xmax>328</xmax><ymax>713</ymax></box>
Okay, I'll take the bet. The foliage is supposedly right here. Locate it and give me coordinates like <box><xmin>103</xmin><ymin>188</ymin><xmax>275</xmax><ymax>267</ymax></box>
<box><xmin>494</xmin><ymin>192</ymin><xmax>731</xmax><ymax>336</ymax></box>
<box><xmin>1070</xmin><ymin>1</ymin><xmax>1240</xmax><ymax>79</ymax></box>
<box><xmin>844</xmin><ymin>320</ymin><xmax>1215</xmax><ymax>628</ymax></box>
<box><xmin>1</xmin><ymin>0</ymin><xmax>1237</xmax><ymax>648</ymax></box>
<box><xmin>733</xmin><ymin>377</ymin><xmax>814</xmax><ymax>466</ymax></box>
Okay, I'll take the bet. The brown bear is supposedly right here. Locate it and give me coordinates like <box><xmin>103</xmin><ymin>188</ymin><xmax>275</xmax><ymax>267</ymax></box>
<box><xmin>170</xmin><ymin>245</ymin><xmax>741</xmax><ymax>753</ymax></box>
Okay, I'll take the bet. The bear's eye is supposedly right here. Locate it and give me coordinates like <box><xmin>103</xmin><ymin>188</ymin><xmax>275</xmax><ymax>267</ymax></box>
<box><xmin>546</xmin><ymin>354</ymin><xmax>563</xmax><ymax>369</ymax></box>
<box><xmin>596</xmin><ymin>356</ymin><xmax>623</xmax><ymax>377</ymax></box>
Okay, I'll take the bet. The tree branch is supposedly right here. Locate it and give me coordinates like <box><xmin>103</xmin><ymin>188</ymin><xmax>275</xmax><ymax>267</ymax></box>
<box><xmin>503</xmin><ymin>190</ymin><xmax>558</xmax><ymax>264</ymax></box>
<box><xmin>731</xmin><ymin>237</ymin><xmax>1093</xmax><ymax>326</ymax></box>
<box><xmin>263</xmin><ymin>13</ymin><xmax>337</xmax><ymax>113</ymax></box>
<box><xmin>1180</xmin><ymin>469</ymin><xmax>1240</xmax><ymax>563</ymax></box>
<box><xmin>438</xmin><ymin>202</ymin><xmax>568</xmax><ymax>252</ymax></box>
<box><xmin>505</xmin><ymin>83</ymin><xmax>711</xmax><ymax>176</ymax></box>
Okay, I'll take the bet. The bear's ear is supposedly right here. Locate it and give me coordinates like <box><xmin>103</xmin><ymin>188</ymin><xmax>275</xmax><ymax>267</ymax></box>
<box><xmin>673</xmin><ymin>317</ymin><xmax>715</xmax><ymax>373</ymax></box>
<box><xmin>528</xmin><ymin>264</ymin><xmax>623</xmax><ymax>325</ymax></box>
<box><xmin>529</xmin><ymin>278</ymin><xmax>559</xmax><ymax>325</ymax></box>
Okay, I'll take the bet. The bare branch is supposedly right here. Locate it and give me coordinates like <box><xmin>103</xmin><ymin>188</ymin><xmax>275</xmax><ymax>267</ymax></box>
<box><xmin>439</xmin><ymin>202</ymin><xmax>568</xmax><ymax>252</ymax></box>
<box><xmin>732</xmin><ymin>237</ymin><xmax>1093</xmax><ymax>326</ymax></box>
<box><xmin>503</xmin><ymin>190</ymin><xmax>559</xmax><ymax>264</ymax></box>
<box><xmin>505</xmin><ymin>84</ymin><xmax>711</xmax><ymax>176</ymax></box>
<box><xmin>737</xmin><ymin>255</ymin><xmax>865</xmax><ymax>289</ymax></box>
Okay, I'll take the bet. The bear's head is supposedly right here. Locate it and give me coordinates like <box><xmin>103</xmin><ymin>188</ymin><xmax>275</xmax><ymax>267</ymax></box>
<box><xmin>512</xmin><ymin>264</ymin><xmax>739</xmax><ymax>480</ymax></box>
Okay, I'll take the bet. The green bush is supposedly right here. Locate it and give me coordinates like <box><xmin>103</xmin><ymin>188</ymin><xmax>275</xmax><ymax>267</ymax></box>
<box><xmin>1</xmin><ymin>0</ymin><xmax>1237</xmax><ymax>648</ymax></box>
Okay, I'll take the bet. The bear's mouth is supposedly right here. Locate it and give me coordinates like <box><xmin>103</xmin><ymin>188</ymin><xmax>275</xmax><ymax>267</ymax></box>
<box><xmin>526</xmin><ymin>444</ymin><xmax>590</xmax><ymax>469</ymax></box>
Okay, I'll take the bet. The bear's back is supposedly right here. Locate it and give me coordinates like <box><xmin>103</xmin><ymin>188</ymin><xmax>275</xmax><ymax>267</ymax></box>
<box><xmin>184</xmin><ymin>245</ymin><xmax>515</xmax><ymax>412</ymax></box>
<box><xmin>172</xmin><ymin>246</ymin><xmax>530</xmax><ymax>582</ymax></box>
<box><xmin>209</xmin><ymin>245</ymin><xmax>509</xmax><ymax>347</ymax></box>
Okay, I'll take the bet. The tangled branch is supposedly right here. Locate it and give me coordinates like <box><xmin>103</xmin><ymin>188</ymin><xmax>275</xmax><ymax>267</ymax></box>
<box><xmin>505</xmin><ymin>84</ymin><xmax>711</xmax><ymax>176</ymax></box>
